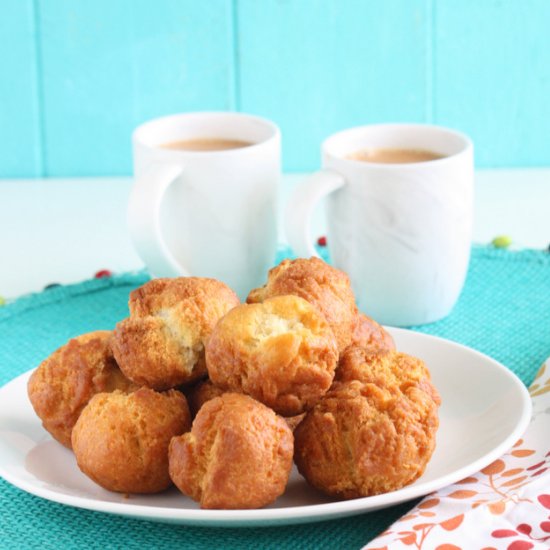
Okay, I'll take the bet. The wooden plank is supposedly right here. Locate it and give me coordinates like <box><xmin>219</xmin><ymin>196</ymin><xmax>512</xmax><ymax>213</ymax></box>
<box><xmin>39</xmin><ymin>0</ymin><xmax>235</xmax><ymax>176</ymax></box>
<box><xmin>236</xmin><ymin>0</ymin><xmax>430</xmax><ymax>171</ymax></box>
<box><xmin>0</xmin><ymin>0</ymin><xmax>42</xmax><ymax>177</ymax></box>
<box><xmin>434</xmin><ymin>0</ymin><xmax>550</xmax><ymax>167</ymax></box>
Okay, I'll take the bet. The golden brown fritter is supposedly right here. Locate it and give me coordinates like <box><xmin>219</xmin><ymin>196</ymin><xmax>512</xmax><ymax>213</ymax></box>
<box><xmin>336</xmin><ymin>347</ymin><xmax>441</xmax><ymax>404</ymax></box>
<box><xmin>72</xmin><ymin>388</ymin><xmax>191</xmax><ymax>494</ymax></box>
<box><xmin>112</xmin><ymin>277</ymin><xmax>239</xmax><ymax>390</ymax></box>
<box><xmin>247</xmin><ymin>257</ymin><xmax>357</xmax><ymax>353</ymax></box>
<box><xmin>169</xmin><ymin>393</ymin><xmax>293</xmax><ymax>509</ymax></box>
<box><xmin>349</xmin><ymin>313</ymin><xmax>395</xmax><ymax>354</ymax></box>
<box><xmin>27</xmin><ymin>331</ymin><xmax>137</xmax><ymax>448</ymax></box>
<box><xmin>294</xmin><ymin>378</ymin><xmax>440</xmax><ymax>499</ymax></box>
<box><xmin>206</xmin><ymin>295</ymin><xmax>339</xmax><ymax>416</ymax></box>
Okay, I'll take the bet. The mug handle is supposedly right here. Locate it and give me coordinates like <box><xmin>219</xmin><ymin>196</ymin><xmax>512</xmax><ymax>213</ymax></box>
<box><xmin>128</xmin><ymin>163</ymin><xmax>191</xmax><ymax>277</ymax></box>
<box><xmin>285</xmin><ymin>169</ymin><xmax>346</xmax><ymax>257</ymax></box>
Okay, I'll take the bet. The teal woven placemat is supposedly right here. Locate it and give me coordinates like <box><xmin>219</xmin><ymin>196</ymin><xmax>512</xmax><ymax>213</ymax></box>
<box><xmin>1</xmin><ymin>246</ymin><xmax>549</xmax><ymax>550</ymax></box>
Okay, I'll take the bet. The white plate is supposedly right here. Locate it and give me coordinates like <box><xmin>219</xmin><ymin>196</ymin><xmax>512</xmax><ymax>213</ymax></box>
<box><xmin>0</xmin><ymin>328</ymin><xmax>532</xmax><ymax>527</ymax></box>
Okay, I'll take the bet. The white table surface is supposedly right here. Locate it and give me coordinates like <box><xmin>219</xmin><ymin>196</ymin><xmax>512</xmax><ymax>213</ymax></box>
<box><xmin>1</xmin><ymin>169</ymin><xmax>549</xmax><ymax>300</ymax></box>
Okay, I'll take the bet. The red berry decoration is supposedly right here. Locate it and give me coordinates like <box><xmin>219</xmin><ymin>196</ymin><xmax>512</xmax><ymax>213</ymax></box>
<box><xmin>317</xmin><ymin>236</ymin><xmax>327</xmax><ymax>247</ymax></box>
<box><xmin>94</xmin><ymin>269</ymin><xmax>112</xmax><ymax>279</ymax></box>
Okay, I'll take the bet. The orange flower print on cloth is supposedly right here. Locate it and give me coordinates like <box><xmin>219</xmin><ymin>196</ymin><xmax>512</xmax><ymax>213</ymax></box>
<box><xmin>364</xmin><ymin>358</ymin><xmax>550</xmax><ymax>550</ymax></box>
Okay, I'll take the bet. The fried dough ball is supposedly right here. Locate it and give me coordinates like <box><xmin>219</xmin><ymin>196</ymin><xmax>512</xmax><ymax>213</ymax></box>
<box><xmin>112</xmin><ymin>277</ymin><xmax>239</xmax><ymax>390</ymax></box>
<box><xmin>169</xmin><ymin>393</ymin><xmax>293</xmax><ymax>509</ymax></box>
<box><xmin>206</xmin><ymin>295</ymin><xmax>338</xmax><ymax>416</ymax></box>
<box><xmin>336</xmin><ymin>347</ymin><xmax>441</xmax><ymax>404</ymax></box>
<box><xmin>349</xmin><ymin>313</ymin><xmax>395</xmax><ymax>354</ymax></box>
<box><xmin>247</xmin><ymin>257</ymin><xmax>357</xmax><ymax>353</ymax></box>
<box><xmin>294</xmin><ymin>378</ymin><xmax>440</xmax><ymax>499</ymax></box>
<box><xmin>72</xmin><ymin>388</ymin><xmax>190</xmax><ymax>494</ymax></box>
<box><xmin>27</xmin><ymin>331</ymin><xmax>137</xmax><ymax>448</ymax></box>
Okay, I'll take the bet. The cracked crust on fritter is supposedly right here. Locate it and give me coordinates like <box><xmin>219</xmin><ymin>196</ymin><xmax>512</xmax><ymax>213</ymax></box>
<box><xmin>169</xmin><ymin>393</ymin><xmax>293</xmax><ymax>509</ymax></box>
<box><xmin>295</xmin><ymin>350</ymin><xmax>440</xmax><ymax>499</ymax></box>
<box><xmin>336</xmin><ymin>346</ymin><xmax>441</xmax><ymax>404</ymax></box>
<box><xmin>112</xmin><ymin>277</ymin><xmax>239</xmax><ymax>390</ymax></box>
<box><xmin>27</xmin><ymin>330</ymin><xmax>137</xmax><ymax>448</ymax></box>
<box><xmin>206</xmin><ymin>295</ymin><xmax>338</xmax><ymax>416</ymax></box>
<box><xmin>246</xmin><ymin>257</ymin><xmax>357</xmax><ymax>353</ymax></box>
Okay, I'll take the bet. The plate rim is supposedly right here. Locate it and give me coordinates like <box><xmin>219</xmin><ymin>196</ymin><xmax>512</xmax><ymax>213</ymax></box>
<box><xmin>0</xmin><ymin>328</ymin><xmax>533</xmax><ymax>527</ymax></box>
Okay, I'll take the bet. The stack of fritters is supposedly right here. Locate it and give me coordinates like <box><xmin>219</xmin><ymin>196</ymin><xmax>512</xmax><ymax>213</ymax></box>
<box><xmin>27</xmin><ymin>258</ymin><xmax>440</xmax><ymax>509</ymax></box>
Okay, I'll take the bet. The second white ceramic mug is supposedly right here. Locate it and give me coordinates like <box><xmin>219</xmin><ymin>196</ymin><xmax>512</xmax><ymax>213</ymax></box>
<box><xmin>286</xmin><ymin>124</ymin><xmax>474</xmax><ymax>327</ymax></box>
<box><xmin>129</xmin><ymin>112</ymin><xmax>280</xmax><ymax>299</ymax></box>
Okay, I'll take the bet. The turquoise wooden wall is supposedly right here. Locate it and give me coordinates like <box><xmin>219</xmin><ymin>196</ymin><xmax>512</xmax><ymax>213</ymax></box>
<box><xmin>2</xmin><ymin>0</ymin><xmax>550</xmax><ymax>177</ymax></box>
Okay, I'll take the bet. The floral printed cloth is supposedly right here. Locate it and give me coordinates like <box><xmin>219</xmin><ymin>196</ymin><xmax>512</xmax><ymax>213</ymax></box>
<box><xmin>364</xmin><ymin>358</ymin><xmax>550</xmax><ymax>550</ymax></box>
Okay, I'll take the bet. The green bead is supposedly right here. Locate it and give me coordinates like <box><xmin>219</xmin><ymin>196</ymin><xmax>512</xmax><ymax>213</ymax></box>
<box><xmin>0</xmin><ymin>295</ymin><xmax>5</xmax><ymax>307</ymax></box>
<box><xmin>492</xmin><ymin>235</ymin><xmax>512</xmax><ymax>248</ymax></box>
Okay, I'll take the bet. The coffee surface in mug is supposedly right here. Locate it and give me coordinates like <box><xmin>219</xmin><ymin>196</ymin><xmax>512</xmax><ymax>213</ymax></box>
<box><xmin>347</xmin><ymin>147</ymin><xmax>444</xmax><ymax>164</ymax></box>
<box><xmin>159</xmin><ymin>138</ymin><xmax>254</xmax><ymax>152</ymax></box>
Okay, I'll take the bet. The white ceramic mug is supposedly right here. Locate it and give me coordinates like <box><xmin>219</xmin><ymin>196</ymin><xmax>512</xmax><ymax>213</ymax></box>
<box><xmin>129</xmin><ymin>112</ymin><xmax>280</xmax><ymax>299</ymax></box>
<box><xmin>286</xmin><ymin>123</ymin><xmax>473</xmax><ymax>326</ymax></box>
